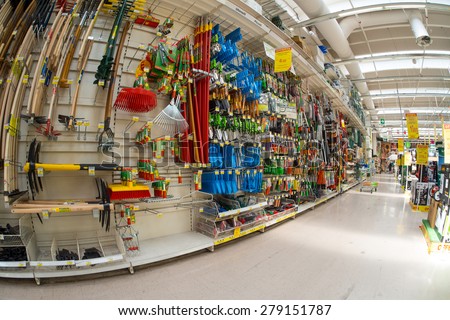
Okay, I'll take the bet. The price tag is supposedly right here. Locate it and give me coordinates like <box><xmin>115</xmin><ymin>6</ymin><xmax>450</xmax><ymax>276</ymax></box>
<box><xmin>0</xmin><ymin>234</ymin><xmax>4</xmax><ymax>241</ymax></box>
<box><xmin>215</xmin><ymin>170</ymin><xmax>219</xmax><ymax>175</ymax></box>
<box><xmin>198</xmin><ymin>170</ymin><xmax>203</xmax><ymax>175</ymax></box>
<box><xmin>138</xmin><ymin>44</ymin><xmax>145</xmax><ymax>49</ymax></box>
<box><xmin>144</xmin><ymin>67</ymin><xmax>150</xmax><ymax>73</ymax></box>
<box><xmin>52</xmin><ymin>76</ymin><xmax>59</xmax><ymax>85</ymax></box>
<box><xmin>188</xmin><ymin>78</ymin><xmax>193</xmax><ymax>83</ymax></box>
<box><xmin>88</xmin><ymin>166</ymin><xmax>95</xmax><ymax>176</ymax></box>
<box><xmin>236</xmin><ymin>170</ymin><xmax>240</xmax><ymax>175</ymax></box>
<box><xmin>98</xmin><ymin>80</ymin><xmax>105</xmax><ymax>87</ymax></box>
<box><xmin>6</xmin><ymin>78</ymin><xmax>11</xmax><ymax>83</ymax></box>
<box><xmin>39</xmin><ymin>77</ymin><xmax>45</xmax><ymax>84</ymax></box>
<box><xmin>76</xmin><ymin>120</ymin><xmax>83</xmax><ymax>126</ymax></box>
<box><xmin>215</xmin><ymin>106</ymin><xmax>219</xmax><ymax>112</ymax></box>
<box><xmin>98</xmin><ymin>122</ymin><xmax>104</xmax><ymax>129</ymax></box>
<box><xmin>4</xmin><ymin>161</ymin><xmax>9</xmax><ymax>168</ymax></box>
<box><xmin>184</xmin><ymin>163</ymin><xmax>189</xmax><ymax>169</ymax></box>
<box><xmin>72</xmin><ymin>13</ymin><xmax>80</xmax><ymax>17</ymax></box>
<box><xmin>42</xmin><ymin>211</ymin><xmax>49</xmax><ymax>219</ymax></box>
<box><xmin>132</xmin><ymin>116</ymin><xmax>139</xmax><ymax>122</ymax></box>
<box><xmin>86</xmin><ymin>261</ymin><xmax>92</xmax><ymax>266</ymax></box>
<box><xmin>246</xmin><ymin>170</ymin><xmax>250</xmax><ymax>174</ymax></box>
<box><xmin>107</xmin><ymin>258</ymin><xmax>113</xmax><ymax>263</ymax></box>
<box><xmin>220</xmin><ymin>143</ymin><xmax>224</xmax><ymax>147</ymax></box>
<box><xmin>228</xmin><ymin>170</ymin><xmax>232</xmax><ymax>174</ymax></box>
<box><xmin>66</xmin><ymin>261</ymin><xmax>74</xmax><ymax>265</ymax></box>
<box><xmin>83</xmin><ymin>122</ymin><xmax>90</xmax><ymax>127</ymax></box>
<box><xmin>199</xmin><ymin>208</ymin><xmax>204</xmax><ymax>213</ymax></box>
<box><xmin>220</xmin><ymin>170</ymin><xmax>225</xmax><ymax>175</ymax></box>
<box><xmin>22</xmin><ymin>75</ymin><xmax>29</xmax><ymax>84</ymax></box>
<box><xmin>167</xmin><ymin>69</ymin><xmax>173</xmax><ymax>75</ymax></box>
<box><xmin>37</xmin><ymin>262</ymin><xmax>43</xmax><ymax>267</ymax></box>
<box><xmin>164</xmin><ymin>135</ymin><xmax>170</xmax><ymax>141</ymax></box>
<box><xmin>131</xmin><ymin>168</ymin><xmax>138</xmax><ymax>175</ymax></box>
<box><xmin>233</xmin><ymin>227</ymin><xmax>241</xmax><ymax>237</ymax></box>
<box><xmin>157</xmin><ymin>213</ymin><xmax>163</xmax><ymax>218</ymax></box>
<box><xmin>156</xmin><ymin>32</ymin><xmax>162</xmax><ymax>37</ymax></box>
<box><xmin>225</xmin><ymin>141</ymin><xmax>230</xmax><ymax>145</ymax></box>
<box><xmin>37</xmin><ymin>167</ymin><xmax>44</xmax><ymax>177</ymax></box>
<box><xmin>67</xmin><ymin>79</ymin><xmax>73</xmax><ymax>85</ymax></box>
<box><xmin>0</xmin><ymin>79</ymin><xmax>2</xmax><ymax>84</ymax></box>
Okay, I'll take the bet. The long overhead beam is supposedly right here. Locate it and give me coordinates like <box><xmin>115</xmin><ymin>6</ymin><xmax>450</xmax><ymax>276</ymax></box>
<box><xmin>352</xmin><ymin>76</ymin><xmax>450</xmax><ymax>83</ymax></box>
<box><xmin>333</xmin><ymin>53</ymin><xmax>450</xmax><ymax>66</ymax></box>
<box><xmin>295</xmin><ymin>2</ymin><xmax>450</xmax><ymax>28</ymax></box>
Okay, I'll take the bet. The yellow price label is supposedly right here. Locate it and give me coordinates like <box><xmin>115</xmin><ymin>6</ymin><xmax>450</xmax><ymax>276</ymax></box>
<box><xmin>184</xmin><ymin>163</ymin><xmax>189</xmax><ymax>169</ymax></box>
<box><xmin>67</xmin><ymin>79</ymin><xmax>73</xmax><ymax>85</ymax></box>
<box><xmin>233</xmin><ymin>227</ymin><xmax>241</xmax><ymax>237</ymax></box>
<box><xmin>6</xmin><ymin>78</ymin><xmax>11</xmax><ymax>83</ymax></box>
<box><xmin>83</xmin><ymin>122</ymin><xmax>90</xmax><ymax>127</ymax></box>
<box><xmin>131</xmin><ymin>168</ymin><xmax>138</xmax><ymax>175</ymax></box>
<box><xmin>199</xmin><ymin>208</ymin><xmax>204</xmax><ymax>213</ymax></box>
<box><xmin>37</xmin><ymin>263</ymin><xmax>43</xmax><ymax>267</ymax></box>
<box><xmin>165</xmin><ymin>135</ymin><xmax>170</xmax><ymax>141</ymax></box>
<box><xmin>76</xmin><ymin>121</ymin><xmax>83</xmax><ymax>126</ymax></box>
<box><xmin>66</xmin><ymin>261</ymin><xmax>74</xmax><ymax>265</ymax></box>
<box><xmin>98</xmin><ymin>123</ymin><xmax>104</xmax><ymax>129</ymax></box>
<box><xmin>132</xmin><ymin>116</ymin><xmax>139</xmax><ymax>122</ymax></box>
<box><xmin>39</xmin><ymin>77</ymin><xmax>45</xmax><ymax>84</ymax></box>
<box><xmin>88</xmin><ymin>166</ymin><xmax>95</xmax><ymax>176</ymax></box>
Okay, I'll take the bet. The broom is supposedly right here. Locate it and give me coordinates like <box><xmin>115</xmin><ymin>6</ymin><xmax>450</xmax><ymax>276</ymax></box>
<box><xmin>152</xmin><ymin>95</ymin><xmax>189</xmax><ymax>136</ymax></box>
<box><xmin>113</xmin><ymin>75</ymin><xmax>158</xmax><ymax>113</ymax></box>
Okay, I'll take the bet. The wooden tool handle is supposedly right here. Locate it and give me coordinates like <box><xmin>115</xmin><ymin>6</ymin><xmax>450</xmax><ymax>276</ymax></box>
<box><xmin>11</xmin><ymin>203</ymin><xmax>114</xmax><ymax>214</ymax></box>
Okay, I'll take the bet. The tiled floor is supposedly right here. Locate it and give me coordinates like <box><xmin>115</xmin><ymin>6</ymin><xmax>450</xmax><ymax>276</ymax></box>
<box><xmin>1</xmin><ymin>174</ymin><xmax>449</xmax><ymax>299</ymax></box>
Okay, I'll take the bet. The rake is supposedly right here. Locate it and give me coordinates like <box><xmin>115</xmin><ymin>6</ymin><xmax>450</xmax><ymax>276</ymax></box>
<box><xmin>113</xmin><ymin>75</ymin><xmax>158</xmax><ymax>113</ymax></box>
<box><xmin>152</xmin><ymin>95</ymin><xmax>189</xmax><ymax>136</ymax></box>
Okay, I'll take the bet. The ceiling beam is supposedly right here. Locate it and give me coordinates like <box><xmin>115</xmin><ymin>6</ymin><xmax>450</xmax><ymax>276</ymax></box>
<box><xmin>352</xmin><ymin>76</ymin><xmax>450</xmax><ymax>83</ymax></box>
<box><xmin>295</xmin><ymin>2</ymin><xmax>450</xmax><ymax>28</ymax></box>
<box><xmin>333</xmin><ymin>53</ymin><xmax>450</xmax><ymax>66</ymax></box>
<box><xmin>362</xmin><ymin>93</ymin><xmax>450</xmax><ymax>99</ymax></box>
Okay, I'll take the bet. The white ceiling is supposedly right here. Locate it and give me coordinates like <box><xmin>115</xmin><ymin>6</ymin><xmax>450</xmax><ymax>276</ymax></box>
<box><xmin>257</xmin><ymin>0</ymin><xmax>450</xmax><ymax>140</ymax></box>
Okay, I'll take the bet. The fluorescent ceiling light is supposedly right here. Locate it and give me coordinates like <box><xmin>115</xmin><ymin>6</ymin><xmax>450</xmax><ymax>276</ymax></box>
<box><xmin>355</xmin><ymin>50</ymin><xmax>450</xmax><ymax>59</ymax></box>
<box><xmin>384</xmin><ymin>4</ymin><xmax>426</xmax><ymax>9</ymax></box>
<box><xmin>370</xmin><ymin>88</ymin><xmax>450</xmax><ymax>95</ymax></box>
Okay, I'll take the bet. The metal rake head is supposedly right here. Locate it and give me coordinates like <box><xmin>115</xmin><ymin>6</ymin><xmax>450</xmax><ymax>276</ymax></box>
<box><xmin>152</xmin><ymin>97</ymin><xmax>189</xmax><ymax>136</ymax></box>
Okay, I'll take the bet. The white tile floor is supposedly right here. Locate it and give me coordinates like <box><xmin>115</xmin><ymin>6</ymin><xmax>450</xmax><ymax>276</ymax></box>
<box><xmin>1</xmin><ymin>174</ymin><xmax>449</xmax><ymax>299</ymax></box>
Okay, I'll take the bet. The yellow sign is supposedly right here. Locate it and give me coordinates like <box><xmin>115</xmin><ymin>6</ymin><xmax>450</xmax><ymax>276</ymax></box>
<box><xmin>274</xmin><ymin>47</ymin><xmax>292</xmax><ymax>72</ymax></box>
<box><xmin>398</xmin><ymin>138</ymin><xmax>404</xmax><ymax>153</ymax></box>
<box><xmin>443</xmin><ymin>124</ymin><xmax>450</xmax><ymax>164</ymax></box>
<box><xmin>404</xmin><ymin>151</ymin><xmax>412</xmax><ymax>166</ymax></box>
<box><xmin>416</xmin><ymin>144</ymin><xmax>429</xmax><ymax>165</ymax></box>
<box><xmin>406</xmin><ymin>113</ymin><xmax>419</xmax><ymax>139</ymax></box>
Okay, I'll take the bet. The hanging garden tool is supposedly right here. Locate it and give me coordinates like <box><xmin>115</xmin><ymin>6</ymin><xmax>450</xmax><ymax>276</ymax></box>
<box><xmin>94</xmin><ymin>0</ymin><xmax>144</xmax><ymax>87</ymax></box>
<box><xmin>152</xmin><ymin>94</ymin><xmax>189</xmax><ymax>136</ymax></box>
<box><xmin>58</xmin><ymin>38</ymin><xmax>94</xmax><ymax>129</ymax></box>
<box><xmin>24</xmin><ymin>139</ymin><xmax>124</xmax><ymax>200</ymax></box>
<box><xmin>113</xmin><ymin>75</ymin><xmax>157</xmax><ymax>113</ymax></box>
<box><xmin>98</xmin><ymin>20</ymin><xmax>130</xmax><ymax>151</ymax></box>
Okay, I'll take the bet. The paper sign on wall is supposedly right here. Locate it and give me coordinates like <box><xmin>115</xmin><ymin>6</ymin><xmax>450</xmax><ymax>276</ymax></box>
<box><xmin>406</xmin><ymin>113</ymin><xmax>419</xmax><ymax>139</ymax></box>
<box><xmin>398</xmin><ymin>138</ymin><xmax>404</xmax><ymax>153</ymax></box>
<box><xmin>274</xmin><ymin>47</ymin><xmax>292</xmax><ymax>72</ymax></box>
<box><xmin>443</xmin><ymin>124</ymin><xmax>450</xmax><ymax>164</ymax></box>
<box><xmin>416</xmin><ymin>144</ymin><xmax>429</xmax><ymax>165</ymax></box>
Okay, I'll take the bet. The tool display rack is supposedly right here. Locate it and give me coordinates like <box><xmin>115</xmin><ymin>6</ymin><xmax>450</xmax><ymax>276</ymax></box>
<box><xmin>0</xmin><ymin>0</ymin><xmax>370</xmax><ymax>281</ymax></box>
<box><xmin>0</xmin><ymin>215</ymin><xmax>37</xmax><ymax>269</ymax></box>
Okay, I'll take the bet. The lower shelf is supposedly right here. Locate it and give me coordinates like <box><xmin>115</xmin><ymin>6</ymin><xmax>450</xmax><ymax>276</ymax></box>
<box><xmin>420</xmin><ymin>220</ymin><xmax>450</xmax><ymax>254</ymax></box>
<box><xmin>0</xmin><ymin>181</ymin><xmax>362</xmax><ymax>281</ymax></box>
<box><xmin>128</xmin><ymin>232</ymin><xmax>213</xmax><ymax>267</ymax></box>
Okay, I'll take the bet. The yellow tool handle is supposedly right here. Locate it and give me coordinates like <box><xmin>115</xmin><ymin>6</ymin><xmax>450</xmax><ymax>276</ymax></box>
<box><xmin>11</xmin><ymin>204</ymin><xmax>114</xmax><ymax>214</ymax></box>
<box><xmin>23</xmin><ymin>163</ymin><xmax>82</xmax><ymax>173</ymax></box>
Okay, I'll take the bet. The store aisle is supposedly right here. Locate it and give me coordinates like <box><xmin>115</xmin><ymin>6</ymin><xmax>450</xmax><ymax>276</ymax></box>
<box><xmin>1</xmin><ymin>174</ymin><xmax>449</xmax><ymax>300</ymax></box>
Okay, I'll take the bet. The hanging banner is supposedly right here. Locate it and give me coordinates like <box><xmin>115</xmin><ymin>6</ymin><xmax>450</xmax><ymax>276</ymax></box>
<box><xmin>404</xmin><ymin>151</ymin><xmax>412</xmax><ymax>166</ymax></box>
<box><xmin>416</xmin><ymin>144</ymin><xmax>429</xmax><ymax>165</ymax></box>
<box><xmin>398</xmin><ymin>138</ymin><xmax>404</xmax><ymax>153</ymax></box>
<box><xmin>443</xmin><ymin>124</ymin><xmax>450</xmax><ymax>164</ymax></box>
<box><xmin>405</xmin><ymin>113</ymin><xmax>419</xmax><ymax>139</ymax></box>
<box><xmin>274</xmin><ymin>47</ymin><xmax>292</xmax><ymax>72</ymax></box>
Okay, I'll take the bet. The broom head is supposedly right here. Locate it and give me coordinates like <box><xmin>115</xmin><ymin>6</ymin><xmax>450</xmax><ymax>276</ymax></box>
<box><xmin>108</xmin><ymin>184</ymin><xmax>151</xmax><ymax>200</ymax></box>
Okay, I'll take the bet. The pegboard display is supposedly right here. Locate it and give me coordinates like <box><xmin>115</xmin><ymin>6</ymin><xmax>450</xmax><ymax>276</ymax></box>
<box><xmin>0</xmin><ymin>0</ymin><xmax>368</xmax><ymax>282</ymax></box>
